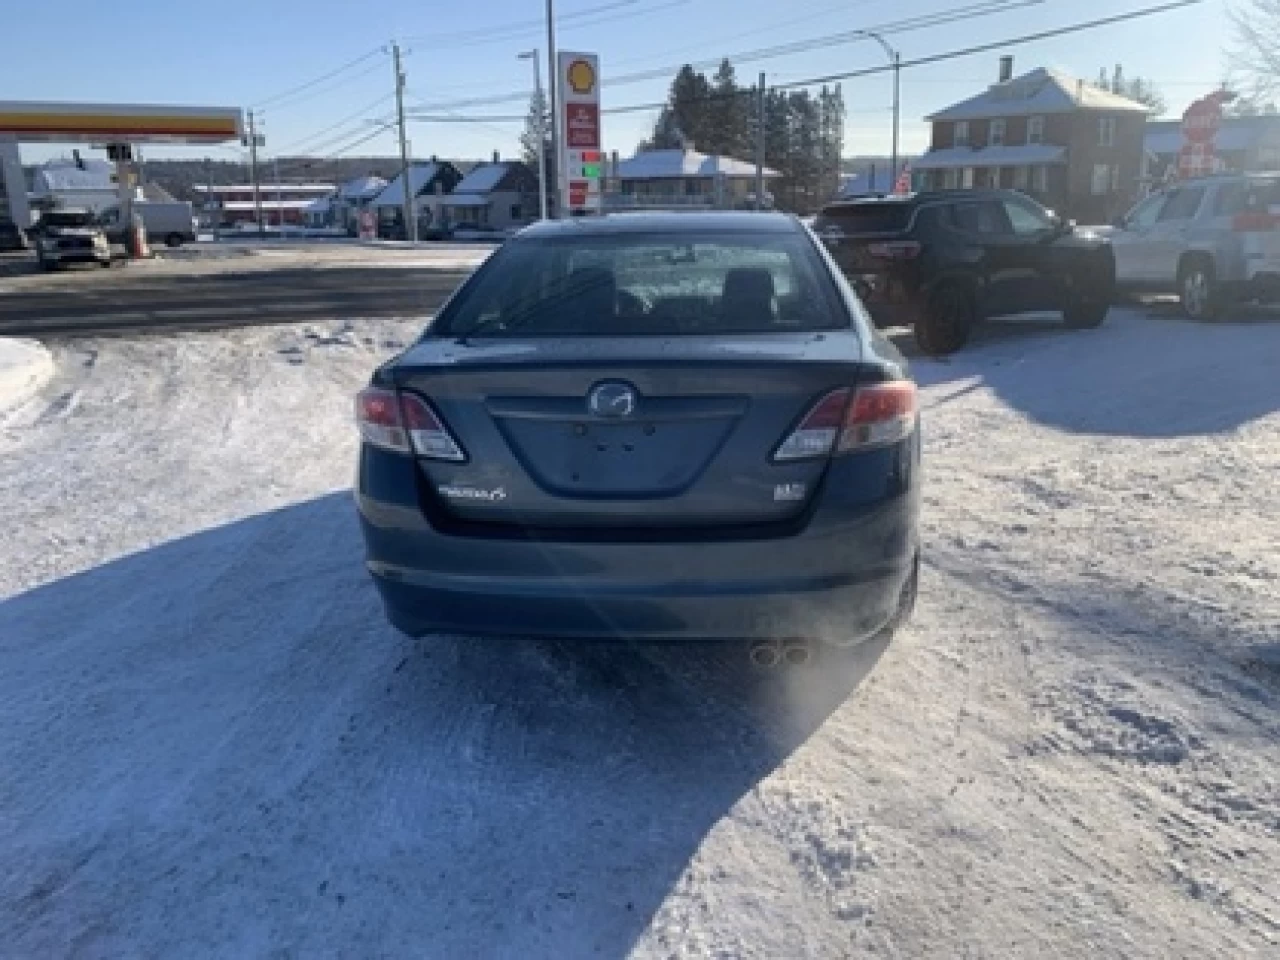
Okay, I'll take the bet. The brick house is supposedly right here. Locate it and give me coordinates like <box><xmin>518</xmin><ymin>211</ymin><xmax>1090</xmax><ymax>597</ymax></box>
<box><xmin>915</xmin><ymin>59</ymin><xmax>1149</xmax><ymax>223</ymax></box>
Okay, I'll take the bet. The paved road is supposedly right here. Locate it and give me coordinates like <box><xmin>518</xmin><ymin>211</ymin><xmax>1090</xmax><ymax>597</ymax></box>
<box><xmin>0</xmin><ymin>263</ymin><xmax>472</xmax><ymax>337</ymax></box>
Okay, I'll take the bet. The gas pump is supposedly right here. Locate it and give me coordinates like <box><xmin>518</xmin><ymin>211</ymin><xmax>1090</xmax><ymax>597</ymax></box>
<box><xmin>106</xmin><ymin>143</ymin><xmax>150</xmax><ymax>258</ymax></box>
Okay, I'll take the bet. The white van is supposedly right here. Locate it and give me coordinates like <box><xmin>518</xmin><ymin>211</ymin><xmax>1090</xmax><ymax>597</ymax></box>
<box><xmin>98</xmin><ymin>201</ymin><xmax>196</xmax><ymax>247</ymax></box>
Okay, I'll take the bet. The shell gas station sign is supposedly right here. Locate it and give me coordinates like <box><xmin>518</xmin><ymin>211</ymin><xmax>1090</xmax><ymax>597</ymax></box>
<box><xmin>557</xmin><ymin>52</ymin><xmax>602</xmax><ymax>214</ymax></box>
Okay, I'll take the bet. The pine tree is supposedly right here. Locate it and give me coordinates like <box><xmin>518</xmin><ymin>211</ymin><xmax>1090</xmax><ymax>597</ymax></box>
<box><xmin>518</xmin><ymin>90</ymin><xmax>554</xmax><ymax>199</ymax></box>
<box><xmin>668</xmin><ymin>65</ymin><xmax>714</xmax><ymax>150</ymax></box>
<box><xmin>705</xmin><ymin>59</ymin><xmax>747</xmax><ymax>157</ymax></box>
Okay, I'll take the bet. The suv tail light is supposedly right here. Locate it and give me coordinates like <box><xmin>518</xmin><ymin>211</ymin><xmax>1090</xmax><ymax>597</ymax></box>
<box><xmin>356</xmin><ymin>387</ymin><xmax>466</xmax><ymax>461</ymax></box>
<box><xmin>773</xmin><ymin>382</ymin><xmax>917</xmax><ymax>462</ymax></box>
<box><xmin>866</xmin><ymin>240</ymin><xmax>922</xmax><ymax>260</ymax></box>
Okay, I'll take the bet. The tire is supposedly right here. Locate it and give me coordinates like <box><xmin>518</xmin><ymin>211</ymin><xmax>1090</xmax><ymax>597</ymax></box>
<box><xmin>1178</xmin><ymin>257</ymin><xmax>1223</xmax><ymax>321</ymax></box>
<box><xmin>1064</xmin><ymin>301</ymin><xmax>1108</xmax><ymax>329</ymax></box>
<box><xmin>915</xmin><ymin>282</ymin><xmax>974</xmax><ymax>355</ymax></box>
<box><xmin>37</xmin><ymin>256</ymin><xmax>56</xmax><ymax>272</ymax></box>
<box><xmin>164</xmin><ymin>233</ymin><xmax>184</xmax><ymax>248</ymax></box>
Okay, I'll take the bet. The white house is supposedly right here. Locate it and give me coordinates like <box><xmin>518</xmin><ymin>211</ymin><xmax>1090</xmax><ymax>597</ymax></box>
<box><xmin>440</xmin><ymin>161</ymin><xmax>540</xmax><ymax>230</ymax></box>
<box><xmin>30</xmin><ymin>158</ymin><xmax>120</xmax><ymax>212</ymax></box>
<box><xmin>370</xmin><ymin>162</ymin><xmax>462</xmax><ymax>238</ymax></box>
<box><xmin>611</xmin><ymin>149</ymin><xmax>781</xmax><ymax>210</ymax></box>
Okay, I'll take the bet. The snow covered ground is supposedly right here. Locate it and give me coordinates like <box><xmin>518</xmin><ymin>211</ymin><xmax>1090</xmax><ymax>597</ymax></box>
<box><xmin>0</xmin><ymin>307</ymin><xmax>1277</xmax><ymax>957</ymax></box>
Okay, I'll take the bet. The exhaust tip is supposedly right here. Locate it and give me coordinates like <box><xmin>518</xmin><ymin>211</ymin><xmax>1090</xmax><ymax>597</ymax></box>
<box><xmin>782</xmin><ymin>640</ymin><xmax>812</xmax><ymax>667</ymax></box>
<box><xmin>749</xmin><ymin>641</ymin><xmax>781</xmax><ymax>669</ymax></box>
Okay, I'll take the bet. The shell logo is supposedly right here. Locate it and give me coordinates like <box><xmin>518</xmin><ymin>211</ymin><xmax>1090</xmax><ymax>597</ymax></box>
<box><xmin>566</xmin><ymin>59</ymin><xmax>596</xmax><ymax>95</ymax></box>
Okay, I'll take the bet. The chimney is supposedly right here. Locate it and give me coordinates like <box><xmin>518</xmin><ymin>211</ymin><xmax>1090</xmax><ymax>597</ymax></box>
<box><xmin>998</xmin><ymin>55</ymin><xmax>1013</xmax><ymax>83</ymax></box>
<box><xmin>492</xmin><ymin>149</ymin><xmax>500</xmax><ymax>164</ymax></box>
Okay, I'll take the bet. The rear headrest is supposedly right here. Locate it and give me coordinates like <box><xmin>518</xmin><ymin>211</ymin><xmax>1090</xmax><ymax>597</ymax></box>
<box><xmin>722</xmin><ymin>267</ymin><xmax>775</xmax><ymax>304</ymax></box>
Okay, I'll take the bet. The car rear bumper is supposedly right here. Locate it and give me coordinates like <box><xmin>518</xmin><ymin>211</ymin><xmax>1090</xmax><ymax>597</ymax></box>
<box><xmin>356</xmin><ymin>440</ymin><xmax>920</xmax><ymax>642</ymax></box>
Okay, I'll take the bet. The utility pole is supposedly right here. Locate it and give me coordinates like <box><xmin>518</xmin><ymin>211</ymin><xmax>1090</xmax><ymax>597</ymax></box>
<box><xmin>755</xmin><ymin>72</ymin><xmax>766</xmax><ymax>211</ymax></box>
<box><xmin>544</xmin><ymin>0</ymin><xmax>559</xmax><ymax>218</ymax></box>
<box><xmin>891</xmin><ymin>51</ymin><xmax>901</xmax><ymax>182</ymax></box>
<box><xmin>246</xmin><ymin>109</ymin><xmax>264</xmax><ymax>236</ymax></box>
<box><xmin>392</xmin><ymin>41</ymin><xmax>416</xmax><ymax>243</ymax></box>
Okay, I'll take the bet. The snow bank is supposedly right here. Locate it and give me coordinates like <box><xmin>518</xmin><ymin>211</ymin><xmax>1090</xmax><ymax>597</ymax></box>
<box><xmin>0</xmin><ymin>338</ymin><xmax>53</xmax><ymax>416</ymax></box>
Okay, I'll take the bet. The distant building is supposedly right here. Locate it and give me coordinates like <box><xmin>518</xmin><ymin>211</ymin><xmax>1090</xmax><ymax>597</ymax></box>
<box><xmin>610</xmin><ymin>149</ymin><xmax>780</xmax><ymax>210</ymax></box>
<box><xmin>1144</xmin><ymin>114</ymin><xmax>1280</xmax><ymax>184</ymax></box>
<box><xmin>439</xmin><ymin>160</ymin><xmax>540</xmax><ymax>230</ymax></box>
<box><xmin>29</xmin><ymin>157</ymin><xmax>174</xmax><ymax>214</ymax></box>
<box><xmin>192</xmin><ymin>182</ymin><xmax>334</xmax><ymax>227</ymax></box>
<box><xmin>915</xmin><ymin>58</ymin><xmax>1149</xmax><ymax>222</ymax></box>
<box><xmin>369</xmin><ymin>162</ymin><xmax>463</xmax><ymax>238</ymax></box>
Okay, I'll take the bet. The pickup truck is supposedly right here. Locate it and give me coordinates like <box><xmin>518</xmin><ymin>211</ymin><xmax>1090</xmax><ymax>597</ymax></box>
<box><xmin>30</xmin><ymin>209</ymin><xmax>114</xmax><ymax>270</ymax></box>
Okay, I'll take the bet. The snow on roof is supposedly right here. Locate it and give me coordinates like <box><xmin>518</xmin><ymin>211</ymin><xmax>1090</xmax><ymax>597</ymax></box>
<box><xmin>32</xmin><ymin>158</ymin><xmax>116</xmax><ymax>192</ymax></box>
<box><xmin>452</xmin><ymin>162</ymin><xmax>513</xmax><ymax>195</ymax></box>
<box><xmin>912</xmin><ymin>144</ymin><xmax>1067</xmax><ymax>170</ymax></box>
<box><xmin>618</xmin><ymin>149</ymin><xmax>780</xmax><ymax>179</ymax></box>
<box><xmin>926</xmin><ymin>68</ymin><xmax>1150</xmax><ymax>121</ymax></box>
<box><xmin>193</xmin><ymin>183</ymin><xmax>333</xmax><ymax>194</ymax></box>
<box><xmin>221</xmin><ymin>200</ymin><xmax>319</xmax><ymax>212</ymax></box>
<box><xmin>1144</xmin><ymin>116</ymin><xmax>1280</xmax><ymax>156</ymax></box>
<box><xmin>304</xmin><ymin>197</ymin><xmax>332</xmax><ymax>213</ymax></box>
<box><xmin>337</xmin><ymin>175</ymin><xmax>387</xmax><ymax>200</ymax></box>
<box><xmin>371</xmin><ymin>163</ymin><xmax>443</xmax><ymax>207</ymax></box>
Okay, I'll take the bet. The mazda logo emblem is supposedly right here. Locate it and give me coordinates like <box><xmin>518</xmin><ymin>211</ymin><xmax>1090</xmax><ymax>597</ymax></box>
<box><xmin>587</xmin><ymin>381</ymin><xmax>637</xmax><ymax>418</ymax></box>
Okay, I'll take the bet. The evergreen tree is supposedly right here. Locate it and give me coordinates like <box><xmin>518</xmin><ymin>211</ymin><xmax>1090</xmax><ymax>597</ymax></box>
<box><xmin>706</xmin><ymin>59</ymin><xmax>748</xmax><ymax>157</ymax></box>
<box><xmin>518</xmin><ymin>90</ymin><xmax>554</xmax><ymax>201</ymax></box>
<box><xmin>668</xmin><ymin>65</ymin><xmax>714</xmax><ymax>150</ymax></box>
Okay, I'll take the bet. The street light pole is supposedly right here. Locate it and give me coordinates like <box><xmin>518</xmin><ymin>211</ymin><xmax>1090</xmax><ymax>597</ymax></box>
<box><xmin>519</xmin><ymin>50</ymin><xmax>549</xmax><ymax>221</ymax></box>
<box><xmin>545</xmin><ymin>0</ymin><xmax>560</xmax><ymax>218</ymax></box>
<box><xmin>861</xmin><ymin>31</ymin><xmax>901</xmax><ymax>186</ymax></box>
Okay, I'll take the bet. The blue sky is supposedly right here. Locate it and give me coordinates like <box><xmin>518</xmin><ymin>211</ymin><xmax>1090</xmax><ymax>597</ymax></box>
<box><xmin>9</xmin><ymin>0</ymin><xmax>1229</xmax><ymax>167</ymax></box>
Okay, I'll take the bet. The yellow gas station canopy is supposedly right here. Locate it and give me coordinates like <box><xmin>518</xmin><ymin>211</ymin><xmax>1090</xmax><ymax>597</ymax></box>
<box><xmin>0</xmin><ymin>101</ymin><xmax>242</xmax><ymax>144</ymax></box>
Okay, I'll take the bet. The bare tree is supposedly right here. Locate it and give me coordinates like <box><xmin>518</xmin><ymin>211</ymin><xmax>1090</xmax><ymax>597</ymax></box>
<box><xmin>1230</xmin><ymin>0</ymin><xmax>1280</xmax><ymax>100</ymax></box>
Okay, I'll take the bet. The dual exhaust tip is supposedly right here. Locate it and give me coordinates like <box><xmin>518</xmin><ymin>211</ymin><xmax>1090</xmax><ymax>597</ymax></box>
<box><xmin>749</xmin><ymin>638</ymin><xmax>812</xmax><ymax>669</ymax></box>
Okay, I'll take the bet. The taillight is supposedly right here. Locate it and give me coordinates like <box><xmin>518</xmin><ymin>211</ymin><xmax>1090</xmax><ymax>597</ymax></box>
<box><xmin>838</xmin><ymin>381</ymin><xmax>917</xmax><ymax>451</ymax></box>
<box><xmin>773</xmin><ymin>382</ymin><xmax>917</xmax><ymax>462</ymax></box>
<box><xmin>866</xmin><ymin>240</ymin><xmax>922</xmax><ymax>260</ymax></box>
<box><xmin>355</xmin><ymin>387</ymin><xmax>466</xmax><ymax>461</ymax></box>
<box><xmin>1232</xmin><ymin>210</ymin><xmax>1278</xmax><ymax>232</ymax></box>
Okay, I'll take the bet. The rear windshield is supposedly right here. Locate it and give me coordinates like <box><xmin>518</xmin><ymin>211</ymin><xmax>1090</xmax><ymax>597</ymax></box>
<box><xmin>41</xmin><ymin>212</ymin><xmax>95</xmax><ymax>227</ymax></box>
<box><xmin>434</xmin><ymin>230</ymin><xmax>844</xmax><ymax>337</ymax></box>
<box><xmin>814</xmin><ymin>203</ymin><xmax>912</xmax><ymax>234</ymax></box>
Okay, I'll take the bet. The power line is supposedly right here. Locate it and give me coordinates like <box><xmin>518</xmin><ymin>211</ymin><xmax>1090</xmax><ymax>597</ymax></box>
<box><xmin>402</xmin><ymin>0</ymin><xmax>683</xmax><ymax>49</ymax></box>
<box><xmin>411</xmin><ymin>0</ymin><xmax>1042</xmax><ymax>111</ymax></box>
<box><xmin>598</xmin><ymin>0</ymin><xmax>1203</xmax><ymax>114</ymax></box>
<box><xmin>273</xmin><ymin>93</ymin><xmax>395</xmax><ymax>155</ymax></box>
<box><xmin>254</xmin><ymin>47</ymin><xmax>386</xmax><ymax>109</ymax></box>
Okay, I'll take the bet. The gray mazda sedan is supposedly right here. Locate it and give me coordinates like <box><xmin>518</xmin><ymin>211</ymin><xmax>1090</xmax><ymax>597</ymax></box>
<box><xmin>355</xmin><ymin>212</ymin><xmax>920</xmax><ymax>663</ymax></box>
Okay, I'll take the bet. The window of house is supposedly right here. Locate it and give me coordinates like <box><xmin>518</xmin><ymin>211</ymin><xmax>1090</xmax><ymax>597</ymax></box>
<box><xmin>1091</xmin><ymin>164</ymin><xmax>1111</xmax><ymax>195</ymax></box>
<box><xmin>1098</xmin><ymin>117</ymin><xmax>1116</xmax><ymax>147</ymax></box>
<box><xmin>990</xmin><ymin>118</ymin><xmax>1006</xmax><ymax>146</ymax></box>
<box><xmin>1032</xmin><ymin>165</ymin><xmax>1048</xmax><ymax>192</ymax></box>
<box><xmin>1014</xmin><ymin>166</ymin><xmax>1030</xmax><ymax>190</ymax></box>
<box><xmin>961</xmin><ymin>167</ymin><xmax>975</xmax><ymax>188</ymax></box>
<box><xmin>954</xmin><ymin>121</ymin><xmax>970</xmax><ymax>147</ymax></box>
<box><xmin>942</xmin><ymin>168</ymin><xmax>960</xmax><ymax>189</ymax></box>
<box><xmin>1027</xmin><ymin>116</ymin><xmax>1044</xmax><ymax>144</ymax></box>
<box><xmin>1110</xmin><ymin>165</ymin><xmax>1121</xmax><ymax>192</ymax></box>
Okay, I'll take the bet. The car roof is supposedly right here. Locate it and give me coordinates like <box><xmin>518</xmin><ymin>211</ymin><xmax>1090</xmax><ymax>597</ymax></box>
<box><xmin>822</xmin><ymin>189</ymin><xmax>1020</xmax><ymax>210</ymax></box>
<box><xmin>514</xmin><ymin>211</ymin><xmax>802</xmax><ymax>239</ymax></box>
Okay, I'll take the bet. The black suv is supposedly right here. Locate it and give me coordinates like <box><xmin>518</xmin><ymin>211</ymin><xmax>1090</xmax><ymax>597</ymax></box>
<box><xmin>813</xmin><ymin>190</ymin><xmax>1115</xmax><ymax>354</ymax></box>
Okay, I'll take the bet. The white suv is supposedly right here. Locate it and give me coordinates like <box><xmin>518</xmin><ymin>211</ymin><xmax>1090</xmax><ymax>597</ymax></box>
<box><xmin>1109</xmin><ymin>174</ymin><xmax>1280</xmax><ymax>319</ymax></box>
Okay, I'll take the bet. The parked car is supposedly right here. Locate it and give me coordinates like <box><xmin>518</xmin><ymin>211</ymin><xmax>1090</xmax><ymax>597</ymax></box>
<box><xmin>30</xmin><ymin>209</ymin><xmax>114</xmax><ymax>270</ymax></box>
<box><xmin>813</xmin><ymin>189</ymin><xmax>1115</xmax><ymax>354</ymax></box>
<box><xmin>0</xmin><ymin>220</ymin><xmax>30</xmax><ymax>252</ymax></box>
<box><xmin>354</xmin><ymin>212</ymin><xmax>920</xmax><ymax>664</ymax></box>
<box><xmin>1107</xmin><ymin>173</ymin><xmax>1280</xmax><ymax>320</ymax></box>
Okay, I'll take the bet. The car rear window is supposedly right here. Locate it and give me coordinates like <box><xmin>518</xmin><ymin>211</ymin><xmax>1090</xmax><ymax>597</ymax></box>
<box><xmin>815</xmin><ymin>203</ymin><xmax>912</xmax><ymax>234</ymax></box>
<box><xmin>434</xmin><ymin>230</ymin><xmax>845</xmax><ymax>337</ymax></box>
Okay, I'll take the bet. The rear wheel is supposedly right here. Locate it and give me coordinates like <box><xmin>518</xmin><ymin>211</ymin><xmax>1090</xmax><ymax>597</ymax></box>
<box><xmin>915</xmin><ymin>282</ymin><xmax>974</xmax><ymax>355</ymax></box>
<box><xmin>1178</xmin><ymin>258</ymin><xmax>1223</xmax><ymax>321</ymax></box>
<box><xmin>1064</xmin><ymin>300</ymin><xmax>1108</xmax><ymax>329</ymax></box>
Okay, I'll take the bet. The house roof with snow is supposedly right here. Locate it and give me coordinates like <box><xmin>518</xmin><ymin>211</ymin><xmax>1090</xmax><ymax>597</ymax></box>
<box><xmin>32</xmin><ymin>158</ymin><xmax>117</xmax><ymax>193</ymax></box>
<box><xmin>912</xmin><ymin>144</ymin><xmax>1067</xmax><ymax>170</ymax></box>
<box><xmin>926</xmin><ymin>68</ymin><xmax>1150</xmax><ymax>122</ymax></box>
<box><xmin>1144</xmin><ymin>115</ymin><xmax>1280</xmax><ymax>156</ymax></box>
<box><xmin>619</xmin><ymin>149</ymin><xmax>780</xmax><ymax>180</ymax></box>
<box><xmin>337</xmin><ymin>176</ymin><xmax>387</xmax><ymax>201</ymax></box>
<box><xmin>371</xmin><ymin>163</ymin><xmax>454</xmax><ymax>207</ymax></box>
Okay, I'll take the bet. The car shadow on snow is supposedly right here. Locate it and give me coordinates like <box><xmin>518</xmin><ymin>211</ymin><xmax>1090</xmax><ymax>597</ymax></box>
<box><xmin>0</xmin><ymin>492</ymin><xmax>885</xmax><ymax>958</ymax></box>
<box><xmin>892</xmin><ymin>307</ymin><xmax>1280</xmax><ymax>438</ymax></box>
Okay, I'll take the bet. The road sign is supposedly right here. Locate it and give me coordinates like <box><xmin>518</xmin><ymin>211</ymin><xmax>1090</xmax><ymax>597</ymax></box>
<box><xmin>557</xmin><ymin>51</ymin><xmax>602</xmax><ymax>215</ymax></box>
